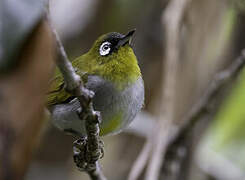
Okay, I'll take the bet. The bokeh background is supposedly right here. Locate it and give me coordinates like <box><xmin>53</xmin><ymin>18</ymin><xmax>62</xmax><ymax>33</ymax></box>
<box><xmin>1</xmin><ymin>0</ymin><xmax>245</xmax><ymax>180</ymax></box>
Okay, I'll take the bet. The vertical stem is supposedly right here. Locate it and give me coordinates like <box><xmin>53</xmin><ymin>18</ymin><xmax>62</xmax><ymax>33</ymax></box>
<box><xmin>46</xmin><ymin>6</ymin><xmax>106</xmax><ymax>180</ymax></box>
<box><xmin>145</xmin><ymin>0</ymin><xmax>191</xmax><ymax>179</ymax></box>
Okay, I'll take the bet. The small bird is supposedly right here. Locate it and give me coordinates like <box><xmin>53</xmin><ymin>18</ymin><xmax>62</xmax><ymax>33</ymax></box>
<box><xmin>47</xmin><ymin>30</ymin><xmax>144</xmax><ymax>136</ymax></box>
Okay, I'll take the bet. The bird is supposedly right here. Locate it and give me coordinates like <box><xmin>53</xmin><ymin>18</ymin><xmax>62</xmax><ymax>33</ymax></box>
<box><xmin>47</xmin><ymin>29</ymin><xmax>144</xmax><ymax>137</ymax></box>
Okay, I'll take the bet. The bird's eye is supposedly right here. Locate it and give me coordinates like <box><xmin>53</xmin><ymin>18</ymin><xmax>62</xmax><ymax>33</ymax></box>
<box><xmin>99</xmin><ymin>42</ymin><xmax>111</xmax><ymax>56</ymax></box>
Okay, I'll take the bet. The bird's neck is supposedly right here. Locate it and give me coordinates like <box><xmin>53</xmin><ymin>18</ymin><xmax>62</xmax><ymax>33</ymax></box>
<box><xmin>103</xmin><ymin>64</ymin><xmax>141</xmax><ymax>90</ymax></box>
<box><xmin>73</xmin><ymin>47</ymin><xmax>141</xmax><ymax>90</ymax></box>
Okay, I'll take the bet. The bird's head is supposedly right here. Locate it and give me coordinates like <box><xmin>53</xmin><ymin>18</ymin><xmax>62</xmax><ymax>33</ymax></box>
<box><xmin>74</xmin><ymin>29</ymin><xmax>141</xmax><ymax>89</ymax></box>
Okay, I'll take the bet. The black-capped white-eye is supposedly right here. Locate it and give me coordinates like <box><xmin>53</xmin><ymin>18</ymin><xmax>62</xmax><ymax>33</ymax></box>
<box><xmin>99</xmin><ymin>41</ymin><xmax>111</xmax><ymax>56</ymax></box>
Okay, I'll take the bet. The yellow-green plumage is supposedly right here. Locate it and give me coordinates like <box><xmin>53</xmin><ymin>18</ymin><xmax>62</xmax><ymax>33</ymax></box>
<box><xmin>46</xmin><ymin>69</ymin><xmax>70</xmax><ymax>106</ymax></box>
<box><xmin>47</xmin><ymin>30</ymin><xmax>144</xmax><ymax>136</ymax></box>
<box><xmin>47</xmin><ymin>33</ymin><xmax>141</xmax><ymax>106</ymax></box>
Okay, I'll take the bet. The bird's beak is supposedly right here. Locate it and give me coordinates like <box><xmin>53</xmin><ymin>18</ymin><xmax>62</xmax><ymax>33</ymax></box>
<box><xmin>117</xmin><ymin>29</ymin><xmax>136</xmax><ymax>48</ymax></box>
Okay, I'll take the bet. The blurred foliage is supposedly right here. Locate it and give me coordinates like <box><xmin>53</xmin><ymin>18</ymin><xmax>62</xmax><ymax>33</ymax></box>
<box><xmin>202</xmin><ymin>67</ymin><xmax>245</xmax><ymax>170</ymax></box>
<box><xmin>197</xmin><ymin>70</ymin><xmax>245</xmax><ymax>179</ymax></box>
<box><xmin>194</xmin><ymin>4</ymin><xmax>245</xmax><ymax>178</ymax></box>
<box><xmin>233</xmin><ymin>0</ymin><xmax>245</xmax><ymax>13</ymax></box>
<box><xmin>214</xmin><ymin>70</ymin><xmax>245</xmax><ymax>148</ymax></box>
<box><xmin>0</xmin><ymin>0</ymin><xmax>47</xmax><ymax>73</ymax></box>
<box><xmin>210</xmin><ymin>7</ymin><xmax>236</xmax><ymax>58</ymax></box>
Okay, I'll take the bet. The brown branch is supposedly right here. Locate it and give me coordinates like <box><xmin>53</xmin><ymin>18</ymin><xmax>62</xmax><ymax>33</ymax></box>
<box><xmin>46</xmin><ymin>8</ymin><xmax>106</xmax><ymax>180</ymax></box>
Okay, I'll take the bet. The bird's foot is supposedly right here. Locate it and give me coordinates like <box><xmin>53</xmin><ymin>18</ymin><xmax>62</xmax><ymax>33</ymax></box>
<box><xmin>73</xmin><ymin>136</ymin><xmax>104</xmax><ymax>171</ymax></box>
<box><xmin>92</xmin><ymin>111</ymin><xmax>102</xmax><ymax>124</ymax></box>
<box><xmin>73</xmin><ymin>137</ymin><xmax>87</xmax><ymax>171</ymax></box>
<box><xmin>76</xmin><ymin>107</ymin><xmax>85</xmax><ymax>120</ymax></box>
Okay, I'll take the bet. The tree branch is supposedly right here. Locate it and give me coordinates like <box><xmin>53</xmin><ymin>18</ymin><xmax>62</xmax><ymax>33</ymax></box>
<box><xmin>160</xmin><ymin>48</ymin><xmax>245</xmax><ymax>179</ymax></box>
<box><xmin>127</xmin><ymin>137</ymin><xmax>152</xmax><ymax>180</ymax></box>
<box><xmin>126</xmin><ymin>112</ymin><xmax>158</xmax><ymax>180</ymax></box>
<box><xmin>167</xmin><ymin>49</ymin><xmax>245</xmax><ymax>151</ymax></box>
<box><xmin>46</xmin><ymin>8</ymin><xmax>106</xmax><ymax>180</ymax></box>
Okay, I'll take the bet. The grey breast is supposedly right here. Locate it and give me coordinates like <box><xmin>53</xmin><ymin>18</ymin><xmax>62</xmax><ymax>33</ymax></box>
<box><xmin>51</xmin><ymin>75</ymin><xmax>144</xmax><ymax>136</ymax></box>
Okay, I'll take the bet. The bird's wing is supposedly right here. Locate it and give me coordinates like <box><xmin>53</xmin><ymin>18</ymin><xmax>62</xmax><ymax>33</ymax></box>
<box><xmin>46</xmin><ymin>68</ymin><xmax>73</xmax><ymax>106</ymax></box>
<box><xmin>46</xmin><ymin>67</ymin><xmax>88</xmax><ymax>106</ymax></box>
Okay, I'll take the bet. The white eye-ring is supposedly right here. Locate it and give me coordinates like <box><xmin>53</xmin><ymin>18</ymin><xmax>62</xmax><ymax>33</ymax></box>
<box><xmin>99</xmin><ymin>41</ymin><xmax>111</xmax><ymax>56</ymax></box>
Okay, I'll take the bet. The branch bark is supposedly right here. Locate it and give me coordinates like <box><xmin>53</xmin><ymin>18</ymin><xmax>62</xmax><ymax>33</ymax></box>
<box><xmin>46</xmin><ymin>8</ymin><xmax>107</xmax><ymax>180</ymax></box>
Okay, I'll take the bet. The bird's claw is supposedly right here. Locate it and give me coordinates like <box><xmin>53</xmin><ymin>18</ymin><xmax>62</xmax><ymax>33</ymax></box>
<box><xmin>73</xmin><ymin>138</ymin><xmax>88</xmax><ymax>171</ymax></box>
<box><xmin>76</xmin><ymin>107</ymin><xmax>82</xmax><ymax>116</ymax></box>
<box><xmin>92</xmin><ymin>111</ymin><xmax>102</xmax><ymax>124</ymax></box>
<box><xmin>81</xmin><ymin>87</ymin><xmax>94</xmax><ymax>100</ymax></box>
<box><xmin>76</xmin><ymin>107</ymin><xmax>89</xmax><ymax>120</ymax></box>
<box><xmin>98</xmin><ymin>139</ymin><xmax>105</xmax><ymax>159</ymax></box>
<box><xmin>73</xmin><ymin>137</ymin><xmax>104</xmax><ymax>171</ymax></box>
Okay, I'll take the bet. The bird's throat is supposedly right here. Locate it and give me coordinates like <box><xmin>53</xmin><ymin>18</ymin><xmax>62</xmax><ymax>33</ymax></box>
<box><xmin>73</xmin><ymin>45</ymin><xmax>141</xmax><ymax>90</ymax></box>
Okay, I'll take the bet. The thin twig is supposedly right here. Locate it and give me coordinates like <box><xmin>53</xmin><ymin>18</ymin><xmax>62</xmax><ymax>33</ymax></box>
<box><xmin>126</xmin><ymin>112</ymin><xmax>158</xmax><ymax>180</ymax></box>
<box><xmin>127</xmin><ymin>137</ymin><xmax>152</xmax><ymax>180</ymax></box>
<box><xmin>46</xmin><ymin>7</ymin><xmax>106</xmax><ymax>180</ymax></box>
<box><xmin>87</xmin><ymin>162</ymin><xmax>107</xmax><ymax>180</ymax></box>
<box><xmin>167</xmin><ymin>49</ymin><xmax>245</xmax><ymax>149</ymax></box>
<box><xmin>161</xmin><ymin>49</ymin><xmax>245</xmax><ymax>179</ymax></box>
